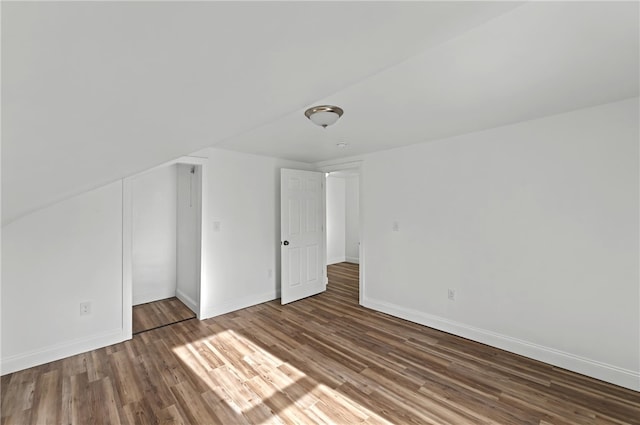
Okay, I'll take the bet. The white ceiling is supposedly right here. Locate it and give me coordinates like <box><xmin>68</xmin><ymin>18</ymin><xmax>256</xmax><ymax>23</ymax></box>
<box><xmin>2</xmin><ymin>2</ymin><xmax>638</xmax><ymax>224</ymax></box>
<box><xmin>220</xmin><ymin>2</ymin><xmax>640</xmax><ymax>162</ymax></box>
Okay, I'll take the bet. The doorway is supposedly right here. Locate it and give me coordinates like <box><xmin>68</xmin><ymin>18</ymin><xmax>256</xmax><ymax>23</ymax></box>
<box><xmin>324</xmin><ymin>165</ymin><xmax>362</xmax><ymax>303</ymax></box>
<box><xmin>326</xmin><ymin>170</ymin><xmax>360</xmax><ymax>265</ymax></box>
<box><xmin>279</xmin><ymin>166</ymin><xmax>362</xmax><ymax>305</ymax></box>
<box><xmin>124</xmin><ymin>158</ymin><xmax>204</xmax><ymax>336</ymax></box>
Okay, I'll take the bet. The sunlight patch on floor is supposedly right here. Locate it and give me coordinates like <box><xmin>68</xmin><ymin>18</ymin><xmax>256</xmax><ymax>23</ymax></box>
<box><xmin>172</xmin><ymin>328</ymin><xmax>393</xmax><ymax>424</ymax></box>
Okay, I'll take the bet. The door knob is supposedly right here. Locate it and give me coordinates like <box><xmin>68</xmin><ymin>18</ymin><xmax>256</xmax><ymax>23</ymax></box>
<box><xmin>283</xmin><ymin>240</ymin><xmax>289</xmax><ymax>246</ymax></box>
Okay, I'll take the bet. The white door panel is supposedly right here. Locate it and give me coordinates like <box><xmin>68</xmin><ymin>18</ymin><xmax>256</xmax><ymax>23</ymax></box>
<box><xmin>281</xmin><ymin>169</ymin><xmax>325</xmax><ymax>304</ymax></box>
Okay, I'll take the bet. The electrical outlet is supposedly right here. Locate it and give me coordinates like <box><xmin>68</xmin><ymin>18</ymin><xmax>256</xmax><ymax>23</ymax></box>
<box><xmin>268</xmin><ymin>269</ymin><xmax>273</xmax><ymax>278</ymax></box>
<box><xmin>80</xmin><ymin>301</ymin><xmax>92</xmax><ymax>316</ymax></box>
<box><xmin>448</xmin><ymin>289</ymin><xmax>456</xmax><ymax>301</ymax></box>
<box><xmin>392</xmin><ymin>221</ymin><xmax>400</xmax><ymax>232</ymax></box>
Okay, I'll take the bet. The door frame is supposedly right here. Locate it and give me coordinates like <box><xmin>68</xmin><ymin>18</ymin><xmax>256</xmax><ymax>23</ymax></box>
<box><xmin>316</xmin><ymin>161</ymin><xmax>365</xmax><ymax>305</ymax></box>
<box><xmin>122</xmin><ymin>155</ymin><xmax>207</xmax><ymax>340</ymax></box>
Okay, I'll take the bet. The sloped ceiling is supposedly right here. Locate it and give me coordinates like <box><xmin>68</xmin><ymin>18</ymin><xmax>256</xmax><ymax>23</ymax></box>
<box><xmin>221</xmin><ymin>1</ymin><xmax>639</xmax><ymax>162</ymax></box>
<box><xmin>2</xmin><ymin>2</ymin><xmax>638</xmax><ymax>225</ymax></box>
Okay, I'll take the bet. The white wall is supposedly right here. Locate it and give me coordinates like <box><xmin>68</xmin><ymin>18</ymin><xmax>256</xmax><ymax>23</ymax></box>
<box><xmin>345</xmin><ymin>175</ymin><xmax>360</xmax><ymax>263</ymax></box>
<box><xmin>131</xmin><ymin>165</ymin><xmax>177</xmax><ymax>305</ymax></box>
<box><xmin>176</xmin><ymin>164</ymin><xmax>200</xmax><ymax>313</ymax></box>
<box><xmin>0</xmin><ymin>148</ymin><xmax>314</xmax><ymax>374</ymax></box>
<box><xmin>195</xmin><ymin>148</ymin><xmax>315</xmax><ymax>318</ymax></box>
<box><xmin>359</xmin><ymin>98</ymin><xmax>639</xmax><ymax>390</ymax></box>
<box><xmin>327</xmin><ymin>176</ymin><xmax>346</xmax><ymax>264</ymax></box>
<box><xmin>1</xmin><ymin>181</ymin><xmax>124</xmax><ymax>374</ymax></box>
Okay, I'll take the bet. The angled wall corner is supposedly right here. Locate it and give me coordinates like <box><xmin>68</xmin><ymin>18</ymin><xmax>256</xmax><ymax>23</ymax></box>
<box><xmin>1</xmin><ymin>181</ymin><xmax>126</xmax><ymax>375</ymax></box>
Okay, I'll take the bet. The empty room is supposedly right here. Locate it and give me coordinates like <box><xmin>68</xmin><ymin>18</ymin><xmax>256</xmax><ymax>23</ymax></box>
<box><xmin>1</xmin><ymin>1</ymin><xmax>639</xmax><ymax>424</ymax></box>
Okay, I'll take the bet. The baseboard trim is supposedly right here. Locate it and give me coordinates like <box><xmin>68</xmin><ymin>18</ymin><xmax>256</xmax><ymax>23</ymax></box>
<box><xmin>362</xmin><ymin>297</ymin><xmax>640</xmax><ymax>391</ymax></box>
<box><xmin>201</xmin><ymin>290</ymin><xmax>278</xmax><ymax>320</ymax></box>
<box><xmin>175</xmin><ymin>288</ymin><xmax>198</xmax><ymax>314</ymax></box>
<box><xmin>328</xmin><ymin>257</ymin><xmax>346</xmax><ymax>265</ymax></box>
<box><xmin>133</xmin><ymin>288</ymin><xmax>177</xmax><ymax>306</ymax></box>
<box><xmin>345</xmin><ymin>256</ymin><xmax>360</xmax><ymax>264</ymax></box>
<box><xmin>1</xmin><ymin>329</ymin><xmax>125</xmax><ymax>376</ymax></box>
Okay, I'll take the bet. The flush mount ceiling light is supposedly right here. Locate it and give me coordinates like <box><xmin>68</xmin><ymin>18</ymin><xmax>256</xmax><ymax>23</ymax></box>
<box><xmin>304</xmin><ymin>105</ymin><xmax>344</xmax><ymax>128</ymax></box>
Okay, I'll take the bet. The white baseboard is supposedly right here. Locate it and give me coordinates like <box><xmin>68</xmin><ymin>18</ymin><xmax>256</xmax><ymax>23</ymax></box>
<box><xmin>175</xmin><ymin>288</ymin><xmax>198</xmax><ymax>314</ymax></box>
<box><xmin>362</xmin><ymin>297</ymin><xmax>640</xmax><ymax>392</ymax></box>
<box><xmin>133</xmin><ymin>288</ymin><xmax>177</xmax><ymax>306</ymax></box>
<box><xmin>345</xmin><ymin>256</ymin><xmax>360</xmax><ymax>264</ymax></box>
<box><xmin>201</xmin><ymin>290</ymin><xmax>278</xmax><ymax>320</ymax></box>
<box><xmin>328</xmin><ymin>257</ymin><xmax>346</xmax><ymax>265</ymax></box>
<box><xmin>1</xmin><ymin>329</ymin><xmax>125</xmax><ymax>376</ymax></box>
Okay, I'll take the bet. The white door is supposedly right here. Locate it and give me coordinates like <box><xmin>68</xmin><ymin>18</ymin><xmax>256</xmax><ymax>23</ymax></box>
<box><xmin>281</xmin><ymin>169</ymin><xmax>326</xmax><ymax>304</ymax></box>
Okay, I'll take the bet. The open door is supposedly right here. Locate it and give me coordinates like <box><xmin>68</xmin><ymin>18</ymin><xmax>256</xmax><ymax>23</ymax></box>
<box><xmin>280</xmin><ymin>168</ymin><xmax>326</xmax><ymax>304</ymax></box>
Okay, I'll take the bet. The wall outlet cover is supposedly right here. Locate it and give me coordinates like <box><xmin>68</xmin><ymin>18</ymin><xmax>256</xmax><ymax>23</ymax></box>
<box><xmin>80</xmin><ymin>301</ymin><xmax>92</xmax><ymax>316</ymax></box>
<box><xmin>448</xmin><ymin>289</ymin><xmax>456</xmax><ymax>301</ymax></box>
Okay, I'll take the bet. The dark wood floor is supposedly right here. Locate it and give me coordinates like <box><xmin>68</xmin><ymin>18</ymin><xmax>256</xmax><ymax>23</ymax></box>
<box><xmin>132</xmin><ymin>297</ymin><xmax>196</xmax><ymax>335</ymax></box>
<box><xmin>2</xmin><ymin>262</ymin><xmax>639</xmax><ymax>424</ymax></box>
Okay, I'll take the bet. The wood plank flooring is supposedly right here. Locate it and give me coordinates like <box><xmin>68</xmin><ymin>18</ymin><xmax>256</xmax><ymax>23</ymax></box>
<box><xmin>132</xmin><ymin>297</ymin><xmax>196</xmax><ymax>335</ymax></box>
<box><xmin>2</xmin><ymin>262</ymin><xmax>639</xmax><ymax>424</ymax></box>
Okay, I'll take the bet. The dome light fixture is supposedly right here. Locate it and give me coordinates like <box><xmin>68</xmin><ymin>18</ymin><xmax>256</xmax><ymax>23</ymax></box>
<box><xmin>304</xmin><ymin>105</ymin><xmax>344</xmax><ymax>128</ymax></box>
